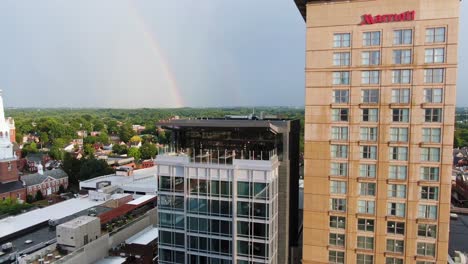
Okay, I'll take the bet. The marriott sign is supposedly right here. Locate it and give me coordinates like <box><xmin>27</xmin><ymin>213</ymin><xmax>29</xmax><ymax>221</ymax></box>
<box><xmin>360</xmin><ymin>10</ymin><xmax>415</xmax><ymax>25</ymax></box>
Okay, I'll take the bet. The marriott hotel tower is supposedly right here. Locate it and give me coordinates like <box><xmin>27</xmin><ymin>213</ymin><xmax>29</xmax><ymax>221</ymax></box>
<box><xmin>294</xmin><ymin>0</ymin><xmax>460</xmax><ymax>263</ymax></box>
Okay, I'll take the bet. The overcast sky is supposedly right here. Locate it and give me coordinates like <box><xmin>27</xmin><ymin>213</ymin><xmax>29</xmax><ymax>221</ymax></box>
<box><xmin>0</xmin><ymin>1</ymin><xmax>465</xmax><ymax>108</ymax></box>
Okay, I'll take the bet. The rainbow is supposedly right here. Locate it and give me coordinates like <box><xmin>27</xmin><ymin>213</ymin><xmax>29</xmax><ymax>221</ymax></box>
<box><xmin>128</xmin><ymin>2</ymin><xmax>185</xmax><ymax>108</ymax></box>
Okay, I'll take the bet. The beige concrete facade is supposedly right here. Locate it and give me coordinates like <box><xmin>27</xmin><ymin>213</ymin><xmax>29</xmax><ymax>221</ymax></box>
<box><xmin>302</xmin><ymin>0</ymin><xmax>459</xmax><ymax>263</ymax></box>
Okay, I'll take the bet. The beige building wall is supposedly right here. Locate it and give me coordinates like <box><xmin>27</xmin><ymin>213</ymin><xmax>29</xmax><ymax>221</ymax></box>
<box><xmin>302</xmin><ymin>0</ymin><xmax>459</xmax><ymax>263</ymax></box>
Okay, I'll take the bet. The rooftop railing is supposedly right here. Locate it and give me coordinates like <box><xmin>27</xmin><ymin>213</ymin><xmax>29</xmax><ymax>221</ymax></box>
<box><xmin>157</xmin><ymin>146</ymin><xmax>278</xmax><ymax>165</ymax></box>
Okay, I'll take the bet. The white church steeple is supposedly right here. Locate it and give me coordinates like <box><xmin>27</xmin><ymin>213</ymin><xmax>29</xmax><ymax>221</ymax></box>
<box><xmin>0</xmin><ymin>90</ymin><xmax>15</xmax><ymax>160</ymax></box>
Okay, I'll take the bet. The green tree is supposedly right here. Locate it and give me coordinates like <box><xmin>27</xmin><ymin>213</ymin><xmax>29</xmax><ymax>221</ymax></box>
<box><xmin>35</xmin><ymin>190</ymin><xmax>44</xmax><ymax>201</ymax></box>
<box><xmin>83</xmin><ymin>136</ymin><xmax>97</xmax><ymax>145</ymax></box>
<box><xmin>26</xmin><ymin>195</ymin><xmax>34</xmax><ymax>204</ymax></box>
<box><xmin>78</xmin><ymin>158</ymin><xmax>114</xmax><ymax>181</ymax></box>
<box><xmin>128</xmin><ymin>147</ymin><xmax>141</xmax><ymax>160</ymax></box>
<box><xmin>119</xmin><ymin>124</ymin><xmax>135</xmax><ymax>143</ymax></box>
<box><xmin>52</xmin><ymin>138</ymin><xmax>68</xmax><ymax>149</ymax></box>
<box><xmin>84</xmin><ymin>144</ymin><xmax>95</xmax><ymax>158</ymax></box>
<box><xmin>39</xmin><ymin>132</ymin><xmax>49</xmax><ymax>145</ymax></box>
<box><xmin>22</xmin><ymin>142</ymin><xmax>38</xmax><ymax>156</ymax></box>
<box><xmin>15</xmin><ymin>133</ymin><xmax>23</xmax><ymax>144</ymax></box>
<box><xmin>49</xmin><ymin>146</ymin><xmax>64</xmax><ymax>160</ymax></box>
<box><xmin>0</xmin><ymin>198</ymin><xmax>32</xmax><ymax>215</ymax></box>
<box><xmin>107</xmin><ymin>120</ymin><xmax>119</xmax><ymax>135</ymax></box>
<box><xmin>97</xmin><ymin>132</ymin><xmax>109</xmax><ymax>145</ymax></box>
<box><xmin>112</xmin><ymin>144</ymin><xmax>128</xmax><ymax>155</ymax></box>
<box><xmin>63</xmin><ymin>152</ymin><xmax>82</xmax><ymax>185</ymax></box>
<box><xmin>93</xmin><ymin>121</ymin><xmax>106</xmax><ymax>132</ymax></box>
<box><xmin>140</xmin><ymin>143</ymin><xmax>157</xmax><ymax>159</ymax></box>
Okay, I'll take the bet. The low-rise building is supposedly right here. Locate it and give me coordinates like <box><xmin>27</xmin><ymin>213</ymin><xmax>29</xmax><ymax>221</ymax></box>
<box><xmin>80</xmin><ymin>167</ymin><xmax>156</xmax><ymax>197</ymax></box>
<box><xmin>21</xmin><ymin>168</ymin><xmax>68</xmax><ymax>197</ymax></box>
<box><xmin>113</xmin><ymin>226</ymin><xmax>158</xmax><ymax>264</ymax></box>
<box><xmin>57</xmin><ymin>216</ymin><xmax>101</xmax><ymax>252</ymax></box>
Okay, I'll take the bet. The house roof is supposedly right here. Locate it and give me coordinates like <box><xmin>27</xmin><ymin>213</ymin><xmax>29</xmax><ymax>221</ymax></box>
<box><xmin>0</xmin><ymin>180</ymin><xmax>24</xmax><ymax>194</ymax></box>
<box><xmin>25</xmin><ymin>153</ymin><xmax>47</xmax><ymax>163</ymax></box>
<box><xmin>21</xmin><ymin>169</ymin><xmax>68</xmax><ymax>186</ymax></box>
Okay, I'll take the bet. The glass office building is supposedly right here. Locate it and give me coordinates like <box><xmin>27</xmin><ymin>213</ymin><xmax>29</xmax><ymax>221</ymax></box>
<box><xmin>156</xmin><ymin>118</ymin><xmax>300</xmax><ymax>264</ymax></box>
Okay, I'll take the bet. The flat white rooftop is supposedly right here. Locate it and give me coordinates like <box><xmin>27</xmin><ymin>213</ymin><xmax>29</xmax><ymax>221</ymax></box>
<box><xmin>127</xmin><ymin>195</ymin><xmax>156</xmax><ymax>206</ymax></box>
<box><xmin>58</xmin><ymin>215</ymin><xmax>98</xmax><ymax>229</ymax></box>
<box><xmin>126</xmin><ymin>226</ymin><xmax>158</xmax><ymax>245</ymax></box>
<box><xmin>79</xmin><ymin>167</ymin><xmax>157</xmax><ymax>195</ymax></box>
<box><xmin>94</xmin><ymin>256</ymin><xmax>126</xmax><ymax>264</ymax></box>
<box><xmin>0</xmin><ymin>197</ymin><xmax>106</xmax><ymax>239</ymax></box>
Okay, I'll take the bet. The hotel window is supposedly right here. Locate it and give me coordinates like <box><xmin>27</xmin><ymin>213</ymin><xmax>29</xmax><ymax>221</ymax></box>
<box><xmin>361</xmin><ymin>89</ymin><xmax>379</xmax><ymax>103</ymax></box>
<box><xmin>426</xmin><ymin>27</ymin><xmax>446</xmax><ymax>43</ymax></box>
<box><xmin>417</xmin><ymin>242</ymin><xmax>436</xmax><ymax>257</ymax></box>
<box><xmin>361</xmin><ymin>50</ymin><xmax>380</xmax><ymax>65</ymax></box>
<box><xmin>391</xmin><ymin>88</ymin><xmax>410</xmax><ymax>104</ymax></box>
<box><xmin>333</xmin><ymin>71</ymin><xmax>350</xmax><ymax>85</ymax></box>
<box><xmin>360</xmin><ymin>164</ymin><xmax>376</xmax><ymax>178</ymax></box>
<box><xmin>357</xmin><ymin>200</ymin><xmax>375</xmax><ymax>215</ymax></box>
<box><xmin>420</xmin><ymin>167</ymin><xmax>440</xmax><ymax>181</ymax></box>
<box><xmin>330</xmin><ymin>198</ymin><xmax>347</xmax><ymax>212</ymax></box>
<box><xmin>392</xmin><ymin>109</ymin><xmax>409</xmax><ymax>122</ymax></box>
<box><xmin>421</xmin><ymin>186</ymin><xmax>439</xmax><ymax>201</ymax></box>
<box><xmin>330</xmin><ymin>216</ymin><xmax>346</xmax><ymax>229</ymax></box>
<box><xmin>418</xmin><ymin>204</ymin><xmax>438</xmax><ymax>219</ymax></box>
<box><xmin>362</xmin><ymin>108</ymin><xmax>378</xmax><ymax>122</ymax></box>
<box><xmin>329</xmin><ymin>233</ymin><xmax>345</xmax><ymax>247</ymax></box>
<box><xmin>421</xmin><ymin>147</ymin><xmax>440</xmax><ymax>162</ymax></box>
<box><xmin>361</xmin><ymin>146</ymin><xmax>377</xmax><ymax>160</ymax></box>
<box><xmin>359</xmin><ymin>183</ymin><xmax>376</xmax><ymax>196</ymax></box>
<box><xmin>329</xmin><ymin>250</ymin><xmax>345</xmax><ymax>264</ymax></box>
<box><xmin>425</xmin><ymin>48</ymin><xmax>445</xmax><ymax>63</ymax></box>
<box><xmin>333</xmin><ymin>52</ymin><xmax>351</xmax><ymax>66</ymax></box>
<box><xmin>390</xmin><ymin>127</ymin><xmax>408</xmax><ymax>142</ymax></box>
<box><xmin>386</xmin><ymin>257</ymin><xmax>404</xmax><ymax>264</ymax></box>
<box><xmin>418</xmin><ymin>224</ymin><xmax>437</xmax><ymax>238</ymax></box>
<box><xmin>390</xmin><ymin>147</ymin><xmax>408</xmax><ymax>161</ymax></box>
<box><xmin>424</xmin><ymin>88</ymin><xmax>443</xmax><ymax>103</ymax></box>
<box><xmin>424</xmin><ymin>68</ymin><xmax>444</xmax><ymax>83</ymax></box>
<box><xmin>387</xmin><ymin>221</ymin><xmax>405</xmax><ymax>235</ymax></box>
<box><xmin>330</xmin><ymin>162</ymin><xmax>348</xmax><ymax>177</ymax></box>
<box><xmin>387</xmin><ymin>239</ymin><xmax>405</xmax><ymax>254</ymax></box>
<box><xmin>331</xmin><ymin>126</ymin><xmax>349</xmax><ymax>140</ymax></box>
<box><xmin>330</xmin><ymin>181</ymin><xmax>347</xmax><ymax>194</ymax></box>
<box><xmin>389</xmin><ymin>165</ymin><xmax>407</xmax><ymax>180</ymax></box>
<box><xmin>388</xmin><ymin>184</ymin><xmax>407</xmax><ymax>198</ymax></box>
<box><xmin>394</xmin><ymin>29</ymin><xmax>413</xmax><ymax>45</ymax></box>
<box><xmin>361</xmin><ymin>71</ymin><xmax>380</xmax><ymax>84</ymax></box>
<box><xmin>393</xmin><ymin>49</ymin><xmax>412</xmax><ymax>64</ymax></box>
<box><xmin>357</xmin><ymin>236</ymin><xmax>374</xmax><ymax>250</ymax></box>
<box><xmin>331</xmin><ymin>145</ymin><xmax>348</xmax><ymax>158</ymax></box>
<box><xmin>333</xmin><ymin>90</ymin><xmax>349</xmax><ymax>103</ymax></box>
<box><xmin>331</xmin><ymin>108</ymin><xmax>349</xmax><ymax>122</ymax></box>
<box><xmin>360</xmin><ymin>127</ymin><xmax>378</xmax><ymax>141</ymax></box>
<box><xmin>392</xmin><ymin>69</ymin><xmax>412</xmax><ymax>84</ymax></box>
<box><xmin>357</xmin><ymin>254</ymin><xmax>374</xmax><ymax>264</ymax></box>
<box><xmin>363</xmin><ymin>31</ymin><xmax>381</xmax><ymax>46</ymax></box>
<box><xmin>422</xmin><ymin>128</ymin><xmax>441</xmax><ymax>143</ymax></box>
<box><xmin>424</xmin><ymin>108</ymin><xmax>442</xmax><ymax>122</ymax></box>
<box><xmin>357</xmin><ymin>218</ymin><xmax>374</xmax><ymax>232</ymax></box>
<box><xmin>387</xmin><ymin>202</ymin><xmax>406</xmax><ymax>217</ymax></box>
<box><xmin>333</xmin><ymin>33</ymin><xmax>351</xmax><ymax>48</ymax></box>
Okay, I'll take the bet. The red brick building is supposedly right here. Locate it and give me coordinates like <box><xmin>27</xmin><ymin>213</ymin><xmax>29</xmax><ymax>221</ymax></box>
<box><xmin>0</xmin><ymin>91</ymin><xmax>25</xmax><ymax>201</ymax></box>
<box><xmin>21</xmin><ymin>168</ymin><xmax>68</xmax><ymax>197</ymax></box>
